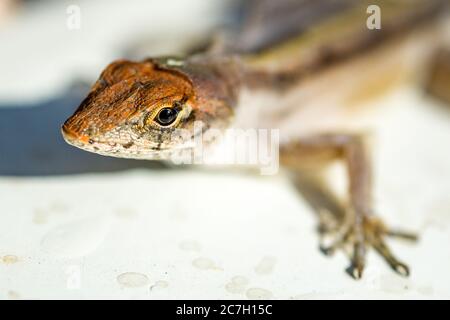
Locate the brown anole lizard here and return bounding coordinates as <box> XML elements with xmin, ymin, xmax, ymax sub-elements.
<box><xmin>62</xmin><ymin>0</ymin><xmax>449</xmax><ymax>279</ymax></box>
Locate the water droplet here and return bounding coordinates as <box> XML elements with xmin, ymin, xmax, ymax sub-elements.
<box><xmin>2</xmin><ymin>255</ymin><xmax>19</xmax><ymax>264</ymax></box>
<box><xmin>225</xmin><ymin>275</ymin><xmax>249</xmax><ymax>294</ymax></box>
<box><xmin>33</xmin><ymin>208</ymin><xmax>48</xmax><ymax>224</ymax></box>
<box><xmin>192</xmin><ymin>257</ymin><xmax>220</xmax><ymax>270</ymax></box>
<box><xmin>40</xmin><ymin>215</ymin><xmax>112</xmax><ymax>258</ymax></box>
<box><xmin>117</xmin><ymin>272</ymin><xmax>149</xmax><ymax>288</ymax></box>
<box><xmin>225</xmin><ymin>282</ymin><xmax>245</xmax><ymax>294</ymax></box>
<box><xmin>231</xmin><ymin>276</ymin><xmax>249</xmax><ymax>286</ymax></box>
<box><xmin>7</xmin><ymin>291</ymin><xmax>20</xmax><ymax>299</ymax></box>
<box><xmin>246</xmin><ymin>287</ymin><xmax>273</xmax><ymax>300</ymax></box>
<box><xmin>255</xmin><ymin>256</ymin><xmax>276</xmax><ymax>275</ymax></box>
<box><xmin>179</xmin><ymin>240</ymin><xmax>201</xmax><ymax>252</ymax></box>
<box><xmin>150</xmin><ymin>280</ymin><xmax>169</xmax><ymax>291</ymax></box>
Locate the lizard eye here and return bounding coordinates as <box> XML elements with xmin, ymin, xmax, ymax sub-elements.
<box><xmin>155</xmin><ymin>107</ymin><xmax>179</xmax><ymax>126</ymax></box>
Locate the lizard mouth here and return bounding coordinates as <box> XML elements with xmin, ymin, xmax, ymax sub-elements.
<box><xmin>61</xmin><ymin>124</ymin><xmax>175</xmax><ymax>160</ymax></box>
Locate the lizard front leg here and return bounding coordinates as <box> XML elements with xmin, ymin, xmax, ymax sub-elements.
<box><xmin>280</xmin><ymin>134</ymin><xmax>417</xmax><ymax>279</ymax></box>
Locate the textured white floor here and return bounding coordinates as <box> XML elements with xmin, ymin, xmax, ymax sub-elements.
<box><xmin>1</xmin><ymin>0</ymin><xmax>450</xmax><ymax>300</ymax></box>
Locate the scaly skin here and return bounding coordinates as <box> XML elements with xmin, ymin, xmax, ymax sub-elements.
<box><xmin>62</xmin><ymin>56</ymin><xmax>241</xmax><ymax>159</ymax></box>
<box><xmin>62</xmin><ymin>0</ymin><xmax>447</xmax><ymax>158</ymax></box>
<box><xmin>62</xmin><ymin>0</ymin><xmax>448</xmax><ymax>279</ymax></box>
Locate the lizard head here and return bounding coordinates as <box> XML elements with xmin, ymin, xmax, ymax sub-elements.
<box><xmin>62</xmin><ymin>58</ymin><xmax>236</xmax><ymax>160</ymax></box>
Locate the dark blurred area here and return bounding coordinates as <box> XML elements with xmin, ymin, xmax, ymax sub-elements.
<box><xmin>0</xmin><ymin>84</ymin><xmax>163</xmax><ymax>176</ymax></box>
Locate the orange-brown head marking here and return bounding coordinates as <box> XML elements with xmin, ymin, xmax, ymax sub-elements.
<box><xmin>62</xmin><ymin>57</ymin><xmax>238</xmax><ymax>160</ymax></box>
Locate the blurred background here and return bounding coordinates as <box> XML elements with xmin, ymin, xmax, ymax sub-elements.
<box><xmin>0</xmin><ymin>0</ymin><xmax>450</xmax><ymax>299</ymax></box>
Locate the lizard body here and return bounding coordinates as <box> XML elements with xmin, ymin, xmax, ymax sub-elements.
<box><xmin>62</xmin><ymin>0</ymin><xmax>449</xmax><ymax>278</ymax></box>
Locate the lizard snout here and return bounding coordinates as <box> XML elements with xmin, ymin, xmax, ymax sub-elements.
<box><xmin>61</xmin><ymin>122</ymin><xmax>90</xmax><ymax>146</ymax></box>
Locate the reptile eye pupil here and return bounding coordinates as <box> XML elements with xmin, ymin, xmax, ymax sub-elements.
<box><xmin>156</xmin><ymin>108</ymin><xmax>178</xmax><ymax>125</ymax></box>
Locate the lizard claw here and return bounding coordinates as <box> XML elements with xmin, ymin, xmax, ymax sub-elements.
<box><xmin>320</xmin><ymin>215</ymin><xmax>417</xmax><ymax>279</ymax></box>
<box><xmin>347</xmin><ymin>265</ymin><xmax>364</xmax><ymax>280</ymax></box>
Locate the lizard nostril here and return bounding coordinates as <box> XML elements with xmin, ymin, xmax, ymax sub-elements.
<box><xmin>61</xmin><ymin>124</ymin><xmax>75</xmax><ymax>140</ymax></box>
<box><xmin>61</xmin><ymin>124</ymin><xmax>90</xmax><ymax>145</ymax></box>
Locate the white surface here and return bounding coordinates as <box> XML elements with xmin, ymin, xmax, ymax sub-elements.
<box><xmin>1</xmin><ymin>0</ymin><xmax>450</xmax><ymax>300</ymax></box>
<box><xmin>1</xmin><ymin>89</ymin><xmax>450</xmax><ymax>299</ymax></box>
<box><xmin>0</xmin><ymin>0</ymin><xmax>229</xmax><ymax>103</ymax></box>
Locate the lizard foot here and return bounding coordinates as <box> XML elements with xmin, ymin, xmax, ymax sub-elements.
<box><xmin>319</xmin><ymin>212</ymin><xmax>417</xmax><ymax>279</ymax></box>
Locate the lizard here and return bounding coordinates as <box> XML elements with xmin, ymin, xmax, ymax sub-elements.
<box><xmin>61</xmin><ymin>0</ymin><xmax>450</xmax><ymax>279</ymax></box>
